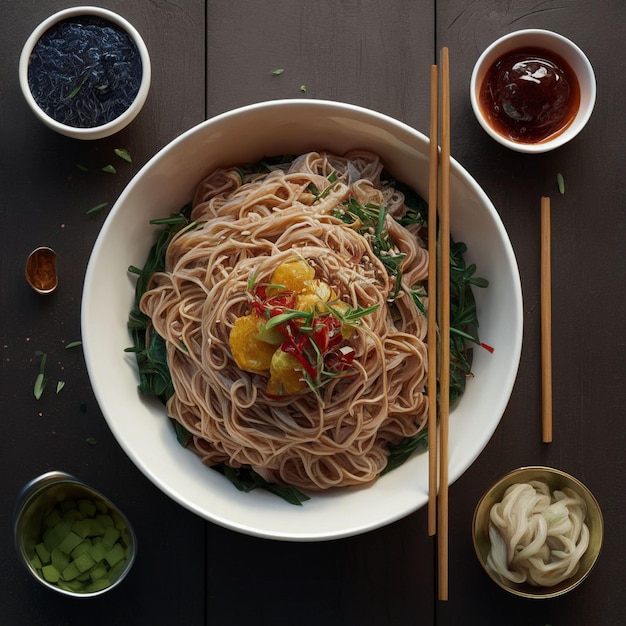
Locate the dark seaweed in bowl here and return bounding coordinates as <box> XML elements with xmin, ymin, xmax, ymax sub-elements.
<box><xmin>27</xmin><ymin>16</ymin><xmax>142</xmax><ymax>128</ymax></box>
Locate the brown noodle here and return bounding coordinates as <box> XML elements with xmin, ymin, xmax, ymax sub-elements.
<box><xmin>139</xmin><ymin>151</ymin><xmax>429</xmax><ymax>490</ymax></box>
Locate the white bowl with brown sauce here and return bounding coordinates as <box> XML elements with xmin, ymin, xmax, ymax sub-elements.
<box><xmin>470</xmin><ymin>29</ymin><xmax>596</xmax><ymax>153</ymax></box>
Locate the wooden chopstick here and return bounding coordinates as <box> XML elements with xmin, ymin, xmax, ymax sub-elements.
<box><xmin>427</xmin><ymin>64</ymin><xmax>439</xmax><ymax>538</ymax></box>
<box><xmin>437</xmin><ymin>46</ymin><xmax>451</xmax><ymax>602</ymax></box>
<box><xmin>541</xmin><ymin>196</ymin><xmax>553</xmax><ymax>443</ymax></box>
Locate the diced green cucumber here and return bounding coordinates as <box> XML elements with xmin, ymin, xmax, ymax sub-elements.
<box><xmin>29</xmin><ymin>553</ymin><xmax>43</xmax><ymax>570</ymax></box>
<box><xmin>89</xmin><ymin>563</ymin><xmax>108</xmax><ymax>582</ymax></box>
<box><xmin>72</xmin><ymin>519</ymin><xmax>92</xmax><ymax>539</ymax></box>
<box><xmin>61</xmin><ymin>561</ymin><xmax>80</xmax><ymax>581</ymax></box>
<box><xmin>78</xmin><ymin>499</ymin><xmax>97</xmax><ymax>517</ymax></box>
<box><xmin>86</xmin><ymin>578</ymin><xmax>111</xmax><ymax>593</ymax></box>
<box><xmin>73</xmin><ymin>552</ymin><xmax>96</xmax><ymax>574</ymax></box>
<box><xmin>70</xmin><ymin>540</ymin><xmax>92</xmax><ymax>559</ymax></box>
<box><xmin>88</xmin><ymin>542</ymin><xmax>107</xmax><ymax>563</ymax></box>
<box><xmin>35</xmin><ymin>542</ymin><xmax>50</xmax><ymax>564</ymax></box>
<box><xmin>51</xmin><ymin>547</ymin><xmax>70</xmax><ymax>571</ymax></box>
<box><xmin>58</xmin><ymin>531</ymin><xmax>82</xmax><ymax>555</ymax></box>
<box><xmin>60</xmin><ymin>499</ymin><xmax>77</xmax><ymax>512</ymax></box>
<box><xmin>104</xmin><ymin>543</ymin><xmax>125</xmax><ymax>567</ymax></box>
<box><xmin>102</xmin><ymin>526</ymin><xmax>120</xmax><ymax>549</ymax></box>
<box><xmin>43</xmin><ymin>520</ymin><xmax>72</xmax><ymax>552</ymax></box>
<box><xmin>96</xmin><ymin>514</ymin><xmax>114</xmax><ymax>528</ymax></box>
<box><xmin>41</xmin><ymin>564</ymin><xmax>60</xmax><ymax>583</ymax></box>
<box><xmin>31</xmin><ymin>495</ymin><xmax>131</xmax><ymax>593</ymax></box>
<box><xmin>44</xmin><ymin>509</ymin><xmax>62</xmax><ymax>528</ymax></box>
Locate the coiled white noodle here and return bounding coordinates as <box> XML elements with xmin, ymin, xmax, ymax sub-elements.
<box><xmin>487</xmin><ymin>480</ymin><xmax>589</xmax><ymax>586</ymax></box>
<box><xmin>140</xmin><ymin>151</ymin><xmax>429</xmax><ymax>491</ymax></box>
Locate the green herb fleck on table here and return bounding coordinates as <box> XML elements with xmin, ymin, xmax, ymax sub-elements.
<box><xmin>56</xmin><ymin>381</ymin><xmax>65</xmax><ymax>394</ymax></box>
<box><xmin>557</xmin><ymin>172</ymin><xmax>565</xmax><ymax>194</ymax></box>
<box><xmin>102</xmin><ymin>164</ymin><xmax>116</xmax><ymax>174</ymax></box>
<box><xmin>300</xmin><ymin>84</ymin><xmax>307</xmax><ymax>92</ymax></box>
<box><xmin>65</xmin><ymin>340</ymin><xmax>82</xmax><ymax>349</ymax></box>
<box><xmin>86</xmin><ymin>437</ymin><xmax>97</xmax><ymax>445</ymax></box>
<box><xmin>114</xmin><ymin>148</ymin><xmax>132</xmax><ymax>163</ymax></box>
<box><xmin>86</xmin><ymin>203</ymin><xmax>108</xmax><ymax>215</ymax></box>
<box><xmin>33</xmin><ymin>352</ymin><xmax>48</xmax><ymax>400</ymax></box>
<box><xmin>271</xmin><ymin>68</ymin><xmax>285</xmax><ymax>75</ymax></box>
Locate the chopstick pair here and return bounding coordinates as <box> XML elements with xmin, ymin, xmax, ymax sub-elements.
<box><xmin>427</xmin><ymin>47</ymin><xmax>450</xmax><ymax>602</ymax></box>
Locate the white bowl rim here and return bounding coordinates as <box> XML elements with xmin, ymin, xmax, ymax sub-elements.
<box><xmin>82</xmin><ymin>98</ymin><xmax>523</xmax><ymax>540</ymax></box>
<box><xmin>18</xmin><ymin>5</ymin><xmax>151</xmax><ymax>140</ymax></box>
<box><xmin>469</xmin><ymin>28</ymin><xmax>596</xmax><ymax>154</ymax></box>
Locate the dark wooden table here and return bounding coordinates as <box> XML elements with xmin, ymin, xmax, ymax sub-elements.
<box><xmin>2</xmin><ymin>1</ymin><xmax>624</xmax><ymax>624</ymax></box>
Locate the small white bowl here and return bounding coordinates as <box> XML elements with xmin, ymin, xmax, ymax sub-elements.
<box><xmin>470</xmin><ymin>29</ymin><xmax>596</xmax><ymax>153</ymax></box>
<box><xmin>19</xmin><ymin>6</ymin><xmax>151</xmax><ymax>140</ymax></box>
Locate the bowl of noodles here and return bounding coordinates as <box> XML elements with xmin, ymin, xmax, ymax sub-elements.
<box><xmin>82</xmin><ymin>99</ymin><xmax>523</xmax><ymax>540</ymax></box>
<box><xmin>472</xmin><ymin>466</ymin><xmax>603</xmax><ymax>598</ymax></box>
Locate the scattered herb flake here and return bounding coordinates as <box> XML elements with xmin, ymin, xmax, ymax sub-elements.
<box><xmin>56</xmin><ymin>381</ymin><xmax>65</xmax><ymax>394</ymax></box>
<box><xmin>114</xmin><ymin>148</ymin><xmax>132</xmax><ymax>163</ymax></box>
<box><xmin>76</xmin><ymin>163</ymin><xmax>89</xmax><ymax>172</ymax></box>
<box><xmin>86</xmin><ymin>202</ymin><xmax>108</xmax><ymax>215</ymax></box>
<box><xmin>101</xmin><ymin>164</ymin><xmax>116</xmax><ymax>174</ymax></box>
<box><xmin>300</xmin><ymin>84</ymin><xmax>307</xmax><ymax>92</ymax></box>
<box><xmin>557</xmin><ymin>172</ymin><xmax>565</xmax><ymax>195</ymax></box>
<box><xmin>67</xmin><ymin>73</ymin><xmax>90</xmax><ymax>99</ymax></box>
<box><xmin>65</xmin><ymin>340</ymin><xmax>83</xmax><ymax>349</ymax></box>
<box><xmin>86</xmin><ymin>437</ymin><xmax>97</xmax><ymax>445</ymax></box>
<box><xmin>271</xmin><ymin>68</ymin><xmax>285</xmax><ymax>76</ymax></box>
<box><xmin>34</xmin><ymin>352</ymin><xmax>48</xmax><ymax>400</ymax></box>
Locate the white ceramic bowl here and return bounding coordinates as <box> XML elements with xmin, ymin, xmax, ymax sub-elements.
<box><xmin>19</xmin><ymin>6</ymin><xmax>151</xmax><ymax>140</ymax></box>
<box><xmin>82</xmin><ymin>100</ymin><xmax>523</xmax><ymax>541</ymax></box>
<box><xmin>470</xmin><ymin>29</ymin><xmax>596</xmax><ymax>153</ymax></box>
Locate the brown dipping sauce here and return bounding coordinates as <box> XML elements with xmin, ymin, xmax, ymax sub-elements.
<box><xmin>479</xmin><ymin>47</ymin><xmax>580</xmax><ymax>144</ymax></box>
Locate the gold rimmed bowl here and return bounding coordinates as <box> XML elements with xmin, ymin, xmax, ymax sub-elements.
<box><xmin>473</xmin><ymin>466</ymin><xmax>603</xmax><ymax>598</ymax></box>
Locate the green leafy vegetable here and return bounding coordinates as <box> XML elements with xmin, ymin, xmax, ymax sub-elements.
<box><xmin>381</xmin><ymin>173</ymin><xmax>490</xmax><ymax>469</ymax></box>
<box><xmin>214</xmin><ymin>465</ymin><xmax>310</xmax><ymax>505</ymax></box>
<box><xmin>334</xmin><ymin>198</ymin><xmax>406</xmax><ymax>299</ymax></box>
<box><xmin>382</xmin><ymin>429</ymin><xmax>429</xmax><ymax>474</ymax></box>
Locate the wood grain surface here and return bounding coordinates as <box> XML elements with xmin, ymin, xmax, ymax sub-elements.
<box><xmin>1</xmin><ymin>1</ymin><xmax>623</xmax><ymax>624</ymax></box>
